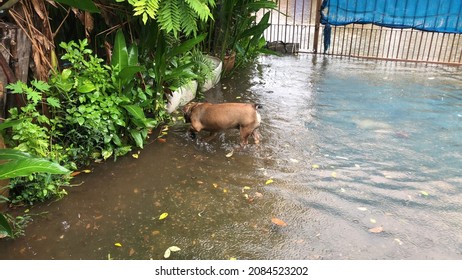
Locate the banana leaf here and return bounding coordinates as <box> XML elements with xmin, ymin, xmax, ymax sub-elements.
<box><xmin>0</xmin><ymin>149</ymin><xmax>69</xmax><ymax>180</ymax></box>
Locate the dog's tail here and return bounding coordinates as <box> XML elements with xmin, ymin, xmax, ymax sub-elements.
<box><xmin>254</xmin><ymin>103</ymin><xmax>263</xmax><ymax>110</ymax></box>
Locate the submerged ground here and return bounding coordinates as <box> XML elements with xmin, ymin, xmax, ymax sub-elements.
<box><xmin>1</xmin><ymin>54</ymin><xmax>461</xmax><ymax>259</ymax></box>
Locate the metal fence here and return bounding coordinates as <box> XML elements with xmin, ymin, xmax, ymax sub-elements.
<box><xmin>261</xmin><ymin>0</ymin><xmax>462</xmax><ymax>65</ymax></box>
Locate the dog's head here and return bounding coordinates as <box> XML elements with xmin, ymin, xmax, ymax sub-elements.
<box><xmin>182</xmin><ymin>102</ymin><xmax>201</xmax><ymax>123</ymax></box>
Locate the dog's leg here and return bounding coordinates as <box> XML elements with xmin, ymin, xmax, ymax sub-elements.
<box><xmin>251</xmin><ymin>128</ymin><xmax>261</xmax><ymax>144</ymax></box>
<box><xmin>203</xmin><ymin>132</ymin><xmax>218</xmax><ymax>142</ymax></box>
<box><xmin>188</xmin><ymin>127</ymin><xmax>197</xmax><ymax>139</ymax></box>
<box><xmin>239</xmin><ymin>127</ymin><xmax>252</xmax><ymax>147</ymax></box>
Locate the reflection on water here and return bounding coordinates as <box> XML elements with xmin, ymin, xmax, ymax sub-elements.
<box><xmin>1</xmin><ymin>54</ymin><xmax>461</xmax><ymax>259</ymax></box>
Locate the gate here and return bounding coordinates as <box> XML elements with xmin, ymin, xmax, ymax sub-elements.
<box><xmin>262</xmin><ymin>0</ymin><xmax>462</xmax><ymax>65</ymax></box>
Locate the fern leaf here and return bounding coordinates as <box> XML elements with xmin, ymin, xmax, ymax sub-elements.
<box><xmin>158</xmin><ymin>0</ymin><xmax>182</xmax><ymax>37</ymax></box>
<box><xmin>180</xmin><ymin>1</ymin><xmax>198</xmax><ymax>37</ymax></box>
<box><xmin>185</xmin><ymin>0</ymin><xmax>212</xmax><ymax>22</ymax></box>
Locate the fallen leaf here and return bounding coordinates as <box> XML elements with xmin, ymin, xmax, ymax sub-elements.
<box><xmin>331</xmin><ymin>172</ymin><xmax>337</xmax><ymax>178</ymax></box>
<box><xmin>271</xmin><ymin>217</ymin><xmax>288</xmax><ymax>227</ymax></box>
<box><xmin>164</xmin><ymin>246</ymin><xmax>181</xmax><ymax>259</ymax></box>
<box><xmin>265</xmin><ymin>179</ymin><xmax>274</xmax><ymax>185</ymax></box>
<box><xmin>394</xmin><ymin>238</ymin><xmax>403</xmax><ymax>245</ymax></box>
<box><xmin>370</xmin><ymin>218</ymin><xmax>377</xmax><ymax>224</ymax></box>
<box><xmin>368</xmin><ymin>226</ymin><xmax>383</xmax><ymax>233</ymax></box>
<box><xmin>82</xmin><ymin>169</ymin><xmax>91</xmax><ymax>173</ymax></box>
<box><xmin>225</xmin><ymin>150</ymin><xmax>234</xmax><ymax>158</ymax></box>
<box><xmin>129</xmin><ymin>248</ymin><xmax>135</xmax><ymax>256</ymax></box>
<box><xmin>70</xmin><ymin>171</ymin><xmax>81</xmax><ymax>177</ymax></box>
<box><xmin>212</xmin><ymin>183</ymin><xmax>219</xmax><ymax>188</ymax></box>
<box><xmin>132</xmin><ymin>153</ymin><xmax>139</xmax><ymax>159</ymax></box>
<box><xmin>164</xmin><ymin>248</ymin><xmax>171</xmax><ymax>259</ymax></box>
<box><xmin>114</xmin><ymin>242</ymin><xmax>122</xmax><ymax>247</ymax></box>
<box><xmin>289</xmin><ymin>158</ymin><xmax>299</xmax><ymax>163</ymax></box>
<box><xmin>157</xmin><ymin>138</ymin><xmax>167</xmax><ymax>143</ymax></box>
<box><xmin>311</xmin><ymin>164</ymin><xmax>320</xmax><ymax>169</ymax></box>
<box><xmin>357</xmin><ymin>207</ymin><xmax>368</xmax><ymax>211</ymax></box>
<box><xmin>230</xmin><ymin>257</ymin><xmax>237</xmax><ymax>260</ymax></box>
<box><xmin>242</xmin><ymin>186</ymin><xmax>251</xmax><ymax>192</ymax></box>
<box><xmin>169</xmin><ymin>246</ymin><xmax>181</xmax><ymax>252</ymax></box>
<box><xmin>159</xmin><ymin>212</ymin><xmax>169</xmax><ymax>220</ymax></box>
<box><xmin>420</xmin><ymin>191</ymin><xmax>429</xmax><ymax>196</ymax></box>
<box><xmin>223</xmin><ymin>189</ymin><xmax>228</xmax><ymax>193</ymax></box>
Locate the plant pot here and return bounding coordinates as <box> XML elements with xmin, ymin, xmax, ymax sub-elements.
<box><xmin>166</xmin><ymin>80</ymin><xmax>198</xmax><ymax>113</ymax></box>
<box><xmin>223</xmin><ymin>51</ymin><xmax>236</xmax><ymax>73</ymax></box>
<box><xmin>199</xmin><ymin>55</ymin><xmax>222</xmax><ymax>92</ymax></box>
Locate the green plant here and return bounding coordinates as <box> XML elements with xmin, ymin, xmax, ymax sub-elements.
<box><xmin>0</xmin><ymin>148</ymin><xmax>69</xmax><ymax>238</ymax></box>
<box><xmin>3</xmin><ymin>81</ymin><xmax>72</xmax><ymax>204</ymax></box>
<box><xmin>49</xmin><ymin>38</ymin><xmax>155</xmax><ymax>162</ymax></box>
<box><xmin>144</xmin><ymin>30</ymin><xmax>208</xmax><ymax>96</ymax></box>
<box><xmin>209</xmin><ymin>0</ymin><xmax>277</xmax><ymax>68</ymax></box>
<box><xmin>117</xmin><ymin>0</ymin><xmax>215</xmax><ymax>37</ymax></box>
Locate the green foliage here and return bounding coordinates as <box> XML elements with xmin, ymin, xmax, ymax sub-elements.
<box><xmin>209</xmin><ymin>0</ymin><xmax>277</xmax><ymax>68</ymax></box>
<box><xmin>0</xmin><ymin>213</ymin><xmax>13</xmax><ymax>238</ymax></box>
<box><xmin>0</xmin><ymin>149</ymin><xmax>69</xmax><ymax>180</ymax></box>
<box><xmin>3</xmin><ymin>37</ymin><xmax>162</xmax><ymax>205</ymax></box>
<box><xmin>119</xmin><ymin>0</ymin><xmax>215</xmax><ymax>37</ymax></box>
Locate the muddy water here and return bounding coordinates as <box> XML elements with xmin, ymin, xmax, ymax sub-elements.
<box><xmin>1</xmin><ymin>54</ymin><xmax>462</xmax><ymax>260</ymax></box>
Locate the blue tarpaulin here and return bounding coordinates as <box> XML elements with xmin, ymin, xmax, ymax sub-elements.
<box><xmin>321</xmin><ymin>0</ymin><xmax>462</xmax><ymax>34</ymax></box>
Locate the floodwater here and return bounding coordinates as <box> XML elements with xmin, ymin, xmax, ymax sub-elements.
<box><xmin>1</xmin><ymin>54</ymin><xmax>461</xmax><ymax>260</ymax></box>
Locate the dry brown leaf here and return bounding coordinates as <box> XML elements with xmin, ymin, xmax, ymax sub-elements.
<box><xmin>368</xmin><ymin>226</ymin><xmax>383</xmax><ymax>233</ymax></box>
<box><xmin>129</xmin><ymin>248</ymin><xmax>135</xmax><ymax>256</ymax></box>
<box><xmin>271</xmin><ymin>217</ymin><xmax>288</xmax><ymax>227</ymax></box>
<box><xmin>31</xmin><ymin>0</ymin><xmax>46</xmax><ymax>20</ymax></box>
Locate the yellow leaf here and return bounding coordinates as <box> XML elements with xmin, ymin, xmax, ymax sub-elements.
<box><xmin>311</xmin><ymin>164</ymin><xmax>320</xmax><ymax>169</ymax></box>
<box><xmin>163</xmin><ymin>248</ymin><xmax>171</xmax><ymax>259</ymax></box>
<box><xmin>420</xmin><ymin>191</ymin><xmax>429</xmax><ymax>196</ymax></box>
<box><xmin>230</xmin><ymin>257</ymin><xmax>237</xmax><ymax>260</ymax></box>
<box><xmin>331</xmin><ymin>172</ymin><xmax>337</xmax><ymax>178</ymax></box>
<box><xmin>169</xmin><ymin>246</ymin><xmax>181</xmax><ymax>252</ymax></box>
<box><xmin>83</xmin><ymin>169</ymin><xmax>91</xmax><ymax>173</ymax></box>
<box><xmin>265</xmin><ymin>179</ymin><xmax>274</xmax><ymax>185</ymax></box>
<box><xmin>132</xmin><ymin>154</ymin><xmax>139</xmax><ymax>159</ymax></box>
<box><xmin>223</xmin><ymin>189</ymin><xmax>228</xmax><ymax>193</ymax></box>
<box><xmin>242</xmin><ymin>186</ymin><xmax>251</xmax><ymax>192</ymax></box>
<box><xmin>159</xmin><ymin>212</ymin><xmax>169</xmax><ymax>220</ymax></box>
<box><xmin>213</xmin><ymin>183</ymin><xmax>219</xmax><ymax>188</ymax></box>
<box><xmin>114</xmin><ymin>243</ymin><xmax>122</xmax><ymax>247</ymax></box>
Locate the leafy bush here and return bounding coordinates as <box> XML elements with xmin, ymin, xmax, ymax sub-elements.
<box><xmin>3</xmin><ymin>38</ymin><xmax>162</xmax><ymax>205</ymax></box>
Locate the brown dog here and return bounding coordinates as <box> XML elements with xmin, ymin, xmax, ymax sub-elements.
<box><xmin>182</xmin><ymin>102</ymin><xmax>262</xmax><ymax>146</ymax></box>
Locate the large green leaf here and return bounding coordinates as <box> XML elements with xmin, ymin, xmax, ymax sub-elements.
<box><xmin>167</xmin><ymin>33</ymin><xmax>207</xmax><ymax>59</ymax></box>
<box><xmin>119</xmin><ymin>66</ymin><xmax>145</xmax><ymax>84</ymax></box>
<box><xmin>112</xmin><ymin>29</ymin><xmax>128</xmax><ymax>69</ymax></box>
<box><xmin>128</xmin><ymin>44</ymin><xmax>139</xmax><ymax>66</ymax></box>
<box><xmin>53</xmin><ymin>0</ymin><xmax>99</xmax><ymax>13</ymax></box>
<box><xmin>122</xmin><ymin>105</ymin><xmax>145</xmax><ymax>121</ymax></box>
<box><xmin>0</xmin><ymin>149</ymin><xmax>69</xmax><ymax>180</ymax></box>
<box><xmin>0</xmin><ymin>120</ymin><xmax>21</xmax><ymax>131</ymax></box>
<box><xmin>0</xmin><ymin>213</ymin><xmax>13</xmax><ymax>238</ymax></box>
<box><xmin>129</xmin><ymin>129</ymin><xmax>144</xmax><ymax>149</ymax></box>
